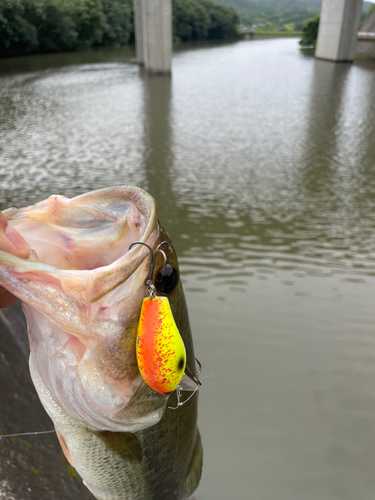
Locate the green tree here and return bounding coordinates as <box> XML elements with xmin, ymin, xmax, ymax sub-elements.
<box><xmin>67</xmin><ymin>0</ymin><xmax>105</xmax><ymax>49</ymax></box>
<box><xmin>102</xmin><ymin>0</ymin><xmax>133</xmax><ymax>46</ymax></box>
<box><xmin>172</xmin><ymin>0</ymin><xmax>210</xmax><ymax>41</ymax></box>
<box><xmin>299</xmin><ymin>15</ymin><xmax>319</xmax><ymax>47</ymax></box>
<box><xmin>25</xmin><ymin>0</ymin><xmax>78</xmax><ymax>52</ymax></box>
<box><xmin>199</xmin><ymin>0</ymin><xmax>239</xmax><ymax>39</ymax></box>
<box><xmin>0</xmin><ymin>0</ymin><xmax>38</xmax><ymax>55</ymax></box>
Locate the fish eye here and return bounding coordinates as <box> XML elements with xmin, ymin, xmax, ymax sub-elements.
<box><xmin>155</xmin><ymin>264</ymin><xmax>179</xmax><ymax>294</ymax></box>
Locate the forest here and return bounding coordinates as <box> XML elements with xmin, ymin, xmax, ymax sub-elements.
<box><xmin>213</xmin><ymin>0</ymin><xmax>373</xmax><ymax>32</ymax></box>
<box><xmin>0</xmin><ymin>0</ymin><xmax>239</xmax><ymax>57</ymax></box>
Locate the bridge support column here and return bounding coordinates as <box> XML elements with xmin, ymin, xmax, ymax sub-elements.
<box><xmin>133</xmin><ymin>0</ymin><xmax>145</xmax><ymax>65</ymax></box>
<box><xmin>315</xmin><ymin>0</ymin><xmax>363</xmax><ymax>62</ymax></box>
<box><xmin>133</xmin><ymin>0</ymin><xmax>172</xmax><ymax>74</ymax></box>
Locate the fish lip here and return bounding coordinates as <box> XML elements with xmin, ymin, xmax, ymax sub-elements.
<box><xmin>0</xmin><ymin>185</ymin><xmax>160</xmax><ymax>304</ymax></box>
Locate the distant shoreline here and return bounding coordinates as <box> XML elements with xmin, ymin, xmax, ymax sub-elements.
<box><xmin>253</xmin><ymin>33</ymin><xmax>302</xmax><ymax>38</ymax></box>
<box><xmin>241</xmin><ymin>32</ymin><xmax>302</xmax><ymax>41</ymax></box>
<box><xmin>0</xmin><ymin>35</ymin><xmax>305</xmax><ymax>61</ymax></box>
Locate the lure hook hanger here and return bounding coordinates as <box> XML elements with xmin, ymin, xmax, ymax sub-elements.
<box><xmin>129</xmin><ymin>240</ymin><xmax>169</xmax><ymax>298</ymax></box>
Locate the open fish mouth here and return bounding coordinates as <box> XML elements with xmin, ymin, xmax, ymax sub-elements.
<box><xmin>0</xmin><ymin>186</ymin><xmax>175</xmax><ymax>432</ymax></box>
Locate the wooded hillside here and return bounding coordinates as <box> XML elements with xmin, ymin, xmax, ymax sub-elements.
<box><xmin>212</xmin><ymin>0</ymin><xmax>373</xmax><ymax>31</ymax></box>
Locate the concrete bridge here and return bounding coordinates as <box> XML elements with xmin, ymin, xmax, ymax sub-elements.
<box><xmin>356</xmin><ymin>6</ymin><xmax>375</xmax><ymax>59</ymax></box>
<box><xmin>133</xmin><ymin>0</ymin><xmax>172</xmax><ymax>74</ymax></box>
<box><xmin>315</xmin><ymin>0</ymin><xmax>375</xmax><ymax>62</ymax></box>
<box><xmin>134</xmin><ymin>0</ymin><xmax>375</xmax><ymax>74</ymax></box>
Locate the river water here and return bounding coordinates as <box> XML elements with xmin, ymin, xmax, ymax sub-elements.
<box><xmin>1</xmin><ymin>38</ymin><xmax>375</xmax><ymax>500</ymax></box>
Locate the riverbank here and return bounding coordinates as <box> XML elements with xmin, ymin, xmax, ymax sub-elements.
<box><xmin>252</xmin><ymin>31</ymin><xmax>302</xmax><ymax>36</ymax></box>
<box><xmin>0</xmin><ymin>0</ymin><xmax>239</xmax><ymax>59</ymax></box>
<box><xmin>241</xmin><ymin>32</ymin><xmax>302</xmax><ymax>41</ymax></box>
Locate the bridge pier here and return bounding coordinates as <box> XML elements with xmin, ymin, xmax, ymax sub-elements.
<box><xmin>133</xmin><ymin>0</ymin><xmax>145</xmax><ymax>65</ymax></box>
<box><xmin>315</xmin><ymin>0</ymin><xmax>363</xmax><ymax>62</ymax></box>
<box><xmin>133</xmin><ymin>0</ymin><xmax>172</xmax><ymax>74</ymax></box>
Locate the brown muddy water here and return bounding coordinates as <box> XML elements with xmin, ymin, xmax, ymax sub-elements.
<box><xmin>1</xmin><ymin>38</ymin><xmax>375</xmax><ymax>499</ymax></box>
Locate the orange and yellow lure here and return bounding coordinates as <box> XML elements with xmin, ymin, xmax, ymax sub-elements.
<box><xmin>136</xmin><ymin>296</ymin><xmax>186</xmax><ymax>395</ymax></box>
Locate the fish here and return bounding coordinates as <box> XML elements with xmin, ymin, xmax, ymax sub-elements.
<box><xmin>0</xmin><ymin>186</ymin><xmax>202</xmax><ymax>500</ymax></box>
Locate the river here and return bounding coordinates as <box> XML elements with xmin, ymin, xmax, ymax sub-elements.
<box><xmin>1</xmin><ymin>38</ymin><xmax>375</xmax><ymax>500</ymax></box>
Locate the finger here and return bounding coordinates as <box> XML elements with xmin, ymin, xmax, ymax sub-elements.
<box><xmin>0</xmin><ymin>211</ymin><xmax>31</xmax><ymax>307</ymax></box>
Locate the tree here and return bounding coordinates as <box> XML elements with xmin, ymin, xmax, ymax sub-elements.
<box><xmin>101</xmin><ymin>0</ymin><xmax>133</xmax><ymax>46</ymax></box>
<box><xmin>25</xmin><ymin>0</ymin><xmax>78</xmax><ymax>52</ymax></box>
<box><xmin>299</xmin><ymin>15</ymin><xmax>319</xmax><ymax>47</ymax></box>
<box><xmin>0</xmin><ymin>0</ymin><xmax>38</xmax><ymax>55</ymax></box>
<box><xmin>172</xmin><ymin>0</ymin><xmax>210</xmax><ymax>41</ymax></box>
<box><xmin>67</xmin><ymin>0</ymin><xmax>106</xmax><ymax>49</ymax></box>
<box><xmin>198</xmin><ymin>0</ymin><xmax>239</xmax><ymax>40</ymax></box>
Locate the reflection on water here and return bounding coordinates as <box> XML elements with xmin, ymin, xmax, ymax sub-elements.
<box><xmin>2</xmin><ymin>39</ymin><xmax>375</xmax><ymax>500</ymax></box>
<box><xmin>141</xmin><ymin>71</ymin><xmax>176</xmax><ymax>219</ymax></box>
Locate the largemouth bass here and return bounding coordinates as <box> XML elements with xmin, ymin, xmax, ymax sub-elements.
<box><xmin>0</xmin><ymin>186</ymin><xmax>202</xmax><ymax>500</ymax></box>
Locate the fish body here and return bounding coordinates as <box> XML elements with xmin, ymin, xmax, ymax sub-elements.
<box><xmin>0</xmin><ymin>186</ymin><xmax>202</xmax><ymax>500</ymax></box>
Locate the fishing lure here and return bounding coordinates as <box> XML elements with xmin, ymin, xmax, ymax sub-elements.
<box><xmin>137</xmin><ymin>295</ymin><xmax>186</xmax><ymax>394</ymax></box>
<box><xmin>130</xmin><ymin>241</ymin><xmax>201</xmax><ymax>403</ymax></box>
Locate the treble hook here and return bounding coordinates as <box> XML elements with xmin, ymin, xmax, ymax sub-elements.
<box><xmin>168</xmin><ymin>358</ymin><xmax>203</xmax><ymax>410</ymax></box>
<box><xmin>185</xmin><ymin>357</ymin><xmax>202</xmax><ymax>386</ymax></box>
<box><xmin>129</xmin><ymin>241</ymin><xmax>170</xmax><ymax>298</ymax></box>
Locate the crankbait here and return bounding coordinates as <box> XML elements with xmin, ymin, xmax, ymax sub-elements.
<box><xmin>136</xmin><ymin>295</ymin><xmax>186</xmax><ymax>394</ymax></box>
<box><xmin>130</xmin><ymin>241</ymin><xmax>201</xmax><ymax>401</ymax></box>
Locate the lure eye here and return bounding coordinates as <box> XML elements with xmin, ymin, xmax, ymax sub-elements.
<box><xmin>155</xmin><ymin>264</ymin><xmax>179</xmax><ymax>294</ymax></box>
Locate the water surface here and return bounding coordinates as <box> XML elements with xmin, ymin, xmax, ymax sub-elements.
<box><xmin>1</xmin><ymin>38</ymin><xmax>375</xmax><ymax>500</ymax></box>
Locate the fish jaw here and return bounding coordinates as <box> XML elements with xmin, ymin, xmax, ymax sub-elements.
<box><xmin>0</xmin><ymin>186</ymin><xmax>175</xmax><ymax>432</ymax></box>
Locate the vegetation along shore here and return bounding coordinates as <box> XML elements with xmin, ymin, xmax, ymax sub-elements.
<box><xmin>0</xmin><ymin>0</ymin><xmax>239</xmax><ymax>58</ymax></box>
<box><xmin>2</xmin><ymin>0</ymin><xmax>373</xmax><ymax>59</ymax></box>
